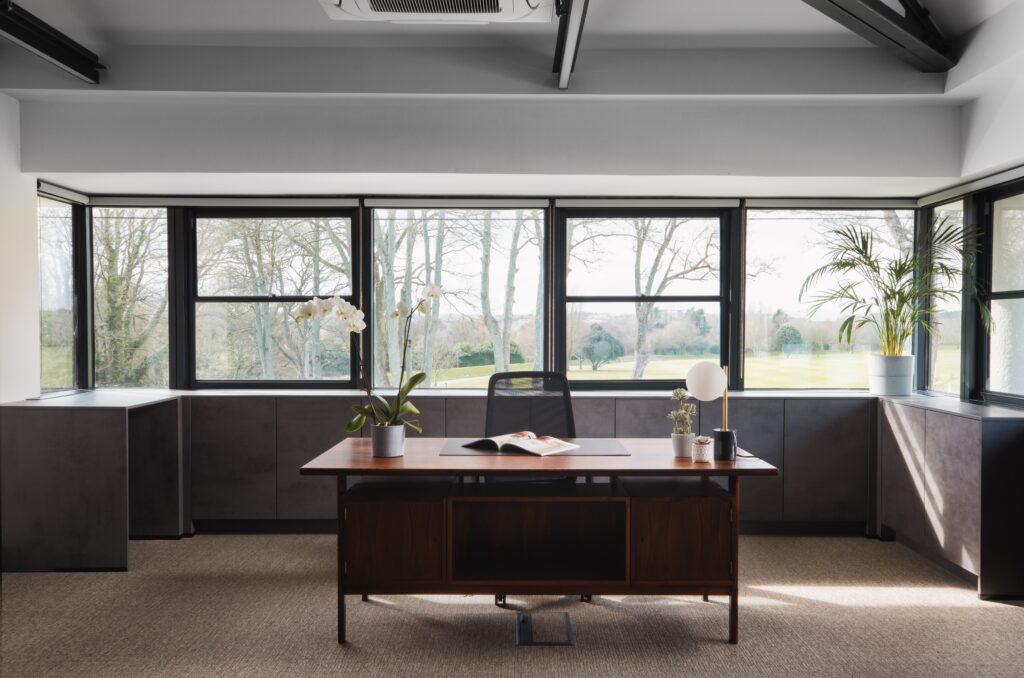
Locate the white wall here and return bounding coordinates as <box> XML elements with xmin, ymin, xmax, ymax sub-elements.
<box><xmin>961</xmin><ymin>73</ymin><xmax>1024</xmax><ymax>178</ymax></box>
<box><xmin>0</xmin><ymin>93</ymin><xmax>40</xmax><ymax>403</ymax></box>
<box><xmin>18</xmin><ymin>96</ymin><xmax>962</xmax><ymax>180</ymax></box>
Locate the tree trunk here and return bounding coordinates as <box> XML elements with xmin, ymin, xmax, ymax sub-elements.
<box><xmin>480</xmin><ymin>213</ymin><xmax>506</xmax><ymax>372</ymax></box>
<box><xmin>500</xmin><ymin>213</ymin><xmax>524</xmax><ymax>368</ymax></box>
<box><xmin>633</xmin><ymin>301</ymin><xmax>654</xmax><ymax>379</ymax></box>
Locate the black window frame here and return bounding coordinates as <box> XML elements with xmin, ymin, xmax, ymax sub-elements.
<box><xmin>186</xmin><ymin>206</ymin><xmax>362</xmax><ymax>390</ymax></box>
<box><xmin>974</xmin><ymin>179</ymin><xmax>1024</xmax><ymax>408</ymax></box>
<box><xmin>553</xmin><ymin>206</ymin><xmax>738</xmax><ymax>391</ymax></box>
<box><xmin>36</xmin><ymin>190</ymin><xmax>93</xmax><ymax>395</ymax></box>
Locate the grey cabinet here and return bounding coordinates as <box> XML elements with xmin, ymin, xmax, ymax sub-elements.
<box><xmin>1</xmin><ymin>407</ymin><xmax>129</xmax><ymax>571</ymax></box>
<box><xmin>444</xmin><ymin>397</ymin><xmax>487</xmax><ymax>437</ymax></box>
<box><xmin>879</xmin><ymin>402</ymin><xmax>981</xmax><ymax>575</ymax></box>
<box><xmin>191</xmin><ymin>397</ymin><xmax>277</xmax><ymax>519</ymax></box>
<box><xmin>615</xmin><ymin>398</ymin><xmax>675</xmax><ymax>438</ymax></box>
<box><xmin>276</xmin><ymin>397</ymin><xmax>361</xmax><ymax>519</ymax></box>
<box><xmin>784</xmin><ymin>399</ymin><xmax>871</xmax><ymax>523</ymax></box>
<box><xmin>129</xmin><ymin>399</ymin><xmax>185</xmax><ymax>537</ymax></box>
<box><xmin>573</xmin><ymin>398</ymin><xmax>617</xmax><ymax>437</ymax></box>
<box><xmin>700</xmin><ymin>398</ymin><xmax>784</xmax><ymax>521</ymax></box>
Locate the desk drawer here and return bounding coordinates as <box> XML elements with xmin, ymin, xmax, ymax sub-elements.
<box><xmin>344</xmin><ymin>498</ymin><xmax>445</xmax><ymax>587</ymax></box>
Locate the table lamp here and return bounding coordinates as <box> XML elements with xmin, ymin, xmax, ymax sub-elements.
<box><xmin>685</xmin><ymin>361</ymin><xmax>737</xmax><ymax>461</ymax></box>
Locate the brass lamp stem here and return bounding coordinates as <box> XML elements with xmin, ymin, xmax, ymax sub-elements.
<box><xmin>722</xmin><ymin>366</ymin><xmax>729</xmax><ymax>431</ymax></box>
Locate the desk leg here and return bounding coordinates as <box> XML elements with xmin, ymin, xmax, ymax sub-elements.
<box><xmin>337</xmin><ymin>474</ymin><xmax>347</xmax><ymax>644</ymax></box>
<box><xmin>728</xmin><ymin>476</ymin><xmax>740</xmax><ymax>645</ymax></box>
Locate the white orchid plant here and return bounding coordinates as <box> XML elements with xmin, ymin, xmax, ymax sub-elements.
<box><xmin>294</xmin><ymin>283</ymin><xmax>442</xmax><ymax>435</ymax></box>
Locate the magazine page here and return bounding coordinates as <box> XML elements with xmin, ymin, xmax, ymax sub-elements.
<box><xmin>463</xmin><ymin>431</ymin><xmax>535</xmax><ymax>450</ymax></box>
<box><xmin>502</xmin><ymin>436</ymin><xmax>580</xmax><ymax>456</ymax></box>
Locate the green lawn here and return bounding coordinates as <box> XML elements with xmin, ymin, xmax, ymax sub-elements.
<box><xmin>40</xmin><ymin>345</ymin><xmax>74</xmax><ymax>391</ymax></box>
<box><xmin>428</xmin><ymin>347</ymin><xmax>961</xmax><ymax>390</ymax></box>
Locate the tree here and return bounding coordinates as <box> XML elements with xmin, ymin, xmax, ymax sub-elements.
<box><xmin>774</xmin><ymin>324</ymin><xmax>803</xmax><ymax>353</ymax></box>
<box><xmin>582</xmin><ymin>324</ymin><xmax>625</xmax><ymax>371</ymax></box>
<box><xmin>569</xmin><ymin>217</ymin><xmax>718</xmax><ymax>379</ymax></box>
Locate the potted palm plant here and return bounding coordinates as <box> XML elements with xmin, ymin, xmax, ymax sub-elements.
<box><xmin>667</xmin><ymin>388</ymin><xmax>697</xmax><ymax>458</ymax></box>
<box><xmin>295</xmin><ymin>283</ymin><xmax>442</xmax><ymax>456</ymax></box>
<box><xmin>800</xmin><ymin>217</ymin><xmax>986</xmax><ymax>396</ymax></box>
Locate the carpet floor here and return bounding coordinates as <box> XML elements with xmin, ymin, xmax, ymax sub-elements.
<box><xmin>2</xmin><ymin>535</ymin><xmax>1023</xmax><ymax>678</ymax></box>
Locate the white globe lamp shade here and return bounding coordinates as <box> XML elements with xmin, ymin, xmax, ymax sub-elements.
<box><xmin>685</xmin><ymin>361</ymin><xmax>727</xmax><ymax>402</ymax></box>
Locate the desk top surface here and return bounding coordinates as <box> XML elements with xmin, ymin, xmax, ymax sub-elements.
<box><xmin>301</xmin><ymin>437</ymin><xmax>778</xmax><ymax>477</ymax></box>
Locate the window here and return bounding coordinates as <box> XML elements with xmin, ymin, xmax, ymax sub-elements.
<box><xmin>92</xmin><ymin>208</ymin><xmax>170</xmax><ymax>387</ymax></box>
<box><xmin>926</xmin><ymin>201</ymin><xmax>964</xmax><ymax>394</ymax></box>
<box><xmin>989</xmin><ymin>193</ymin><xmax>1024</xmax><ymax>396</ymax></box>
<box><xmin>371</xmin><ymin>208</ymin><xmax>545</xmax><ymax>388</ymax></box>
<box><xmin>744</xmin><ymin>209</ymin><xmax>914</xmax><ymax>389</ymax></box>
<box><xmin>192</xmin><ymin>211</ymin><xmax>357</xmax><ymax>383</ymax></box>
<box><xmin>561</xmin><ymin>211</ymin><xmax>724</xmax><ymax>383</ymax></box>
<box><xmin>38</xmin><ymin>196</ymin><xmax>75</xmax><ymax>391</ymax></box>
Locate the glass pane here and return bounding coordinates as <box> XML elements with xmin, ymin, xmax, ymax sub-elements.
<box><xmin>372</xmin><ymin>209</ymin><xmax>544</xmax><ymax>389</ymax></box>
<box><xmin>195</xmin><ymin>302</ymin><xmax>351</xmax><ymax>381</ymax></box>
<box><xmin>992</xmin><ymin>194</ymin><xmax>1024</xmax><ymax>293</ymax></box>
<box><xmin>566</xmin><ymin>302</ymin><xmax>720</xmax><ymax>381</ymax></box>
<box><xmin>567</xmin><ymin>216</ymin><xmax>720</xmax><ymax>296</ymax></box>
<box><xmin>744</xmin><ymin>209</ymin><xmax>914</xmax><ymax>388</ymax></box>
<box><xmin>93</xmin><ymin>208</ymin><xmax>169</xmax><ymax>387</ymax></box>
<box><xmin>38</xmin><ymin>197</ymin><xmax>75</xmax><ymax>391</ymax></box>
<box><xmin>990</xmin><ymin>298</ymin><xmax>1024</xmax><ymax>395</ymax></box>
<box><xmin>196</xmin><ymin>216</ymin><xmax>352</xmax><ymax>297</ymax></box>
<box><xmin>928</xmin><ymin>201</ymin><xmax>963</xmax><ymax>394</ymax></box>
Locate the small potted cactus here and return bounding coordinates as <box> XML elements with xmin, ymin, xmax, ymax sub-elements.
<box><xmin>667</xmin><ymin>388</ymin><xmax>697</xmax><ymax>458</ymax></box>
<box><xmin>692</xmin><ymin>435</ymin><xmax>714</xmax><ymax>463</ymax></box>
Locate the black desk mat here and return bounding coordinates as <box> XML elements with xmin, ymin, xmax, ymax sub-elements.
<box><xmin>439</xmin><ymin>438</ymin><xmax>630</xmax><ymax>456</ymax></box>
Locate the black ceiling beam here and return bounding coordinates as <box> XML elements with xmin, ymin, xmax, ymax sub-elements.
<box><xmin>801</xmin><ymin>0</ymin><xmax>955</xmax><ymax>72</ymax></box>
<box><xmin>552</xmin><ymin>0</ymin><xmax>589</xmax><ymax>90</ymax></box>
<box><xmin>0</xmin><ymin>1</ymin><xmax>104</xmax><ymax>83</ymax></box>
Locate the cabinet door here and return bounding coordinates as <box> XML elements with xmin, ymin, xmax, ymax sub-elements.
<box><xmin>784</xmin><ymin>399</ymin><xmax>871</xmax><ymax>523</ymax></box>
<box><xmin>344</xmin><ymin>499</ymin><xmax>445</xmax><ymax>589</ymax></box>
<box><xmin>631</xmin><ymin>498</ymin><xmax>732</xmax><ymax>583</ymax></box>
<box><xmin>191</xmin><ymin>397</ymin><xmax>277</xmax><ymax>519</ymax></box>
<box><xmin>276</xmin><ymin>397</ymin><xmax>361</xmax><ymax>519</ymax></box>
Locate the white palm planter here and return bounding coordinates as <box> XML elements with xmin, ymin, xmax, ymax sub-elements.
<box><xmin>671</xmin><ymin>432</ymin><xmax>695</xmax><ymax>459</ymax></box>
<box><xmin>867</xmin><ymin>355</ymin><xmax>914</xmax><ymax>396</ymax></box>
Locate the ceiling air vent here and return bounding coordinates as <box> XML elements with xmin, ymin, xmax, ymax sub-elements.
<box><xmin>319</xmin><ymin>0</ymin><xmax>554</xmax><ymax>23</ymax></box>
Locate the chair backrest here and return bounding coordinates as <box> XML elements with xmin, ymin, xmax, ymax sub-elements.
<box><xmin>485</xmin><ymin>371</ymin><xmax>576</xmax><ymax>438</ymax></box>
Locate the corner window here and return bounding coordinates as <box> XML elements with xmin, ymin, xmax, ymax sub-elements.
<box><xmin>926</xmin><ymin>201</ymin><xmax>964</xmax><ymax>394</ymax></box>
<box><xmin>744</xmin><ymin>209</ymin><xmax>914</xmax><ymax>388</ymax></box>
<box><xmin>561</xmin><ymin>210</ymin><xmax>724</xmax><ymax>383</ymax></box>
<box><xmin>192</xmin><ymin>210</ymin><xmax>357</xmax><ymax>384</ymax></box>
<box><xmin>38</xmin><ymin>196</ymin><xmax>75</xmax><ymax>392</ymax></box>
<box><xmin>92</xmin><ymin>208</ymin><xmax>170</xmax><ymax>387</ymax></box>
<box><xmin>989</xmin><ymin>194</ymin><xmax>1024</xmax><ymax>396</ymax></box>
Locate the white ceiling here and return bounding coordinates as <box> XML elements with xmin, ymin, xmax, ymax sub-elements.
<box><xmin>21</xmin><ymin>0</ymin><xmax>1015</xmax><ymax>51</ymax></box>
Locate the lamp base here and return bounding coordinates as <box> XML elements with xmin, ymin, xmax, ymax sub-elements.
<box><xmin>713</xmin><ymin>428</ymin><xmax>737</xmax><ymax>461</ymax></box>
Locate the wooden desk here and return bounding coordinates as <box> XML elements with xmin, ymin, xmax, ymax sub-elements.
<box><xmin>302</xmin><ymin>437</ymin><xmax>778</xmax><ymax>645</ymax></box>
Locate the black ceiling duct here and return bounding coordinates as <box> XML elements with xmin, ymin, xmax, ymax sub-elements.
<box><xmin>802</xmin><ymin>0</ymin><xmax>955</xmax><ymax>72</ymax></box>
<box><xmin>0</xmin><ymin>0</ymin><xmax>105</xmax><ymax>83</ymax></box>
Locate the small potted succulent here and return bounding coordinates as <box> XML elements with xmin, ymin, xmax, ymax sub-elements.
<box><xmin>692</xmin><ymin>435</ymin><xmax>714</xmax><ymax>463</ymax></box>
<box><xmin>295</xmin><ymin>284</ymin><xmax>442</xmax><ymax>457</ymax></box>
<box><xmin>667</xmin><ymin>388</ymin><xmax>697</xmax><ymax>458</ymax></box>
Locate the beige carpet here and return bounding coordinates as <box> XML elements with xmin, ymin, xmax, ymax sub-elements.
<box><xmin>2</xmin><ymin>535</ymin><xmax>1023</xmax><ymax>678</ymax></box>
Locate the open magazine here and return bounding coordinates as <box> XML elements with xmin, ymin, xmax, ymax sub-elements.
<box><xmin>462</xmin><ymin>431</ymin><xmax>580</xmax><ymax>456</ymax></box>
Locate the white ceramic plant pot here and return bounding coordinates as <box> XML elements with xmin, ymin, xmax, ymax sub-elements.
<box><xmin>671</xmin><ymin>432</ymin><xmax>695</xmax><ymax>458</ymax></box>
<box><xmin>867</xmin><ymin>355</ymin><xmax>914</xmax><ymax>396</ymax></box>
<box><xmin>692</xmin><ymin>441</ymin><xmax>714</xmax><ymax>464</ymax></box>
<box><xmin>371</xmin><ymin>424</ymin><xmax>405</xmax><ymax>458</ymax></box>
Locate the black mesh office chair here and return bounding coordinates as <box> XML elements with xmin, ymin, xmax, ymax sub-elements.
<box><xmin>485</xmin><ymin>371</ymin><xmax>576</xmax><ymax>440</ymax></box>
<box><xmin>484</xmin><ymin>372</ymin><xmax>591</xmax><ymax>607</ymax></box>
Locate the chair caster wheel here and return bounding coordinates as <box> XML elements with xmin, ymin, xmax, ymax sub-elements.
<box><xmin>362</xmin><ymin>594</ymin><xmax>369</xmax><ymax>602</ymax></box>
<box><xmin>495</xmin><ymin>594</ymin><xmax>506</xmax><ymax>607</ymax></box>
<box><xmin>580</xmin><ymin>594</ymin><xmax>592</xmax><ymax>603</ymax></box>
